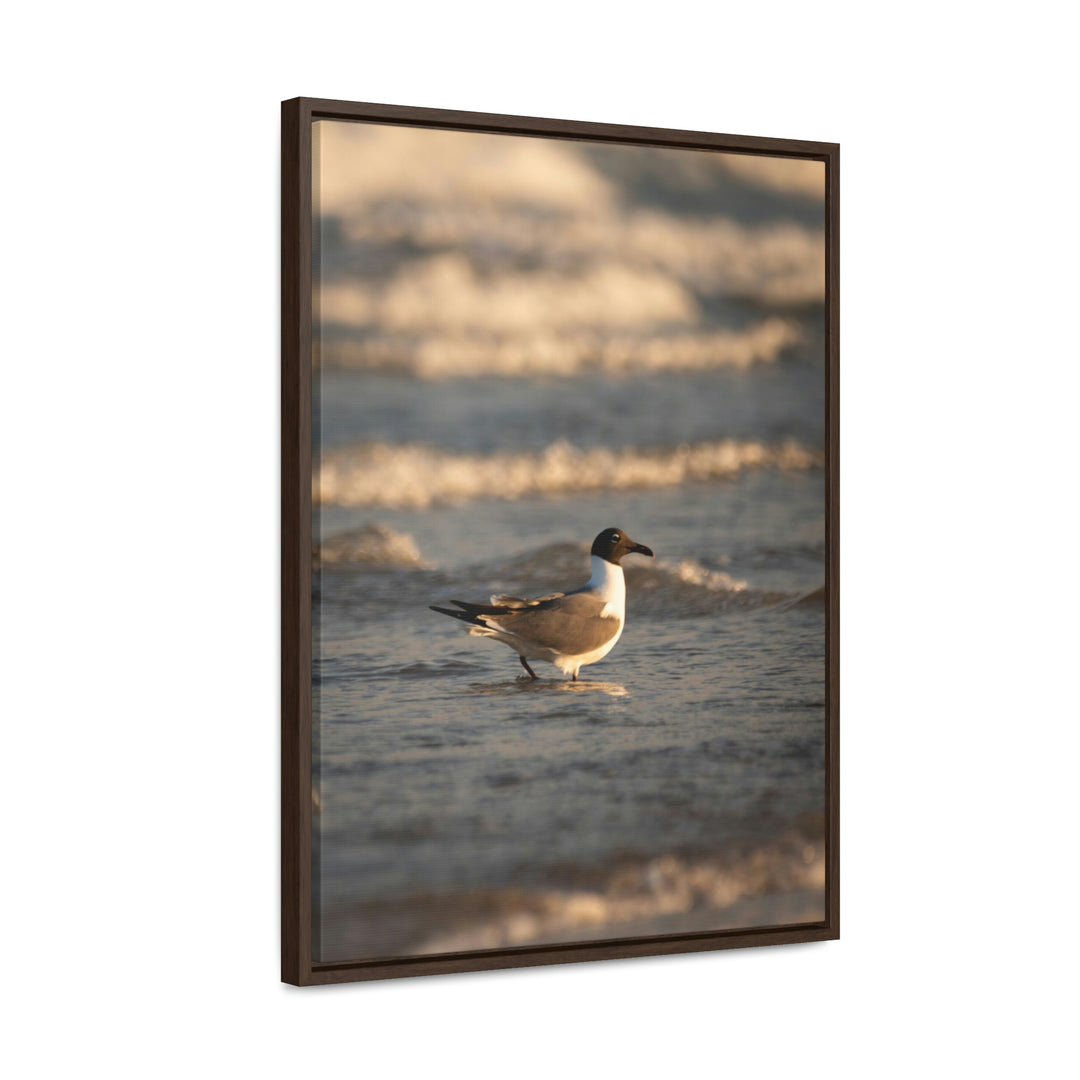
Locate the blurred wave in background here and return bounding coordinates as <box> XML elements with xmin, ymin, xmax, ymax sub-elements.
<box><xmin>314</xmin><ymin>121</ymin><xmax>823</xmax><ymax>378</ymax></box>
<box><xmin>311</xmin><ymin>121</ymin><xmax>826</xmax><ymax>963</ymax></box>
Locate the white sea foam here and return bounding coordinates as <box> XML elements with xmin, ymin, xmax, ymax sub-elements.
<box><xmin>318</xmin><ymin>254</ymin><xmax>699</xmax><ymax>335</ymax></box>
<box><xmin>313</xmin><ymin>122</ymin><xmax>824</xmax><ymax>384</ymax></box>
<box><xmin>315</xmin><ymin>120</ymin><xmax>615</xmax><ymax>215</ymax></box>
<box><xmin>332</xmin><ymin>207</ymin><xmax>825</xmax><ymax>310</ymax></box>
<box><xmin>321</xmin><ymin>318</ymin><xmax>800</xmax><ymax>377</ymax></box>
<box><xmin>315</xmin><ymin>438</ymin><xmax>823</xmax><ymax>508</ymax></box>
<box><xmin>314</xmin><ymin>524</ymin><xmax>427</xmax><ymax>567</ymax></box>
<box><xmin>413</xmin><ymin>842</ymin><xmax>825</xmax><ymax>954</ymax></box>
<box><xmin>652</xmin><ymin>558</ymin><xmax>748</xmax><ymax>593</ymax></box>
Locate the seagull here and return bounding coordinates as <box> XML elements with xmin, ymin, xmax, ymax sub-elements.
<box><xmin>430</xmin><ymin>527</ymin><xmax>655</xmax><ymax>681</ymax></box>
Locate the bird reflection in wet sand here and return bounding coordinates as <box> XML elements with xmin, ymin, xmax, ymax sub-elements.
<box><xmin>468</xmin><ymin>679</ymin><xmax>631</xmax><ymax>698</ymax></box>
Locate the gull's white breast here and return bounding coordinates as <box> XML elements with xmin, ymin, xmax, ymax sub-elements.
<box><xmin>585</xmin><ymin>555</ymin><xmax>626</xmax><ymax>622</ymax></box>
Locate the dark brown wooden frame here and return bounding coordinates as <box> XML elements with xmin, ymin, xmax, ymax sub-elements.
<box><xmin>282</xmin><ymin>97</ymin><xmax>839</xmax><ymax>986</ymax></box>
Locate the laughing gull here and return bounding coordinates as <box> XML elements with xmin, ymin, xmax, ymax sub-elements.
<box><xmin>430</xmin><ymin>527</ymin><xmax>654</xmax><ymax>681</ymax></box>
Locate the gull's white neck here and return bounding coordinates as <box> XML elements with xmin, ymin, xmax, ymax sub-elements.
<box><xmin>585</xmin><ymin>555</ymin><xmax>626</xmax><ymax>615</ymax></box>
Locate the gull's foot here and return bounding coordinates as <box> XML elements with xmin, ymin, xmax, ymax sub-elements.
<box><xmin>519</xmin><ymin>656</ymin><xmax>539</xmax><ymax>680</ymax></box>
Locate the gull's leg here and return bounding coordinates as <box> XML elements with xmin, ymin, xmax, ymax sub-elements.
<box><xmin>571</xmin><ymin>672</ymin><xmax>578</xmax><ymax>682</ymax></box>
<box><xmin>520</xmin><ymin>656</ymin><xmax>539</xmax><ymax>680</ymax></box>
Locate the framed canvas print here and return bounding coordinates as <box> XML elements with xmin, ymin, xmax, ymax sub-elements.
<box><xmin>282</xmin><ymin>97</ymin><xmax>839</xmax><ymax>985</ymax></box>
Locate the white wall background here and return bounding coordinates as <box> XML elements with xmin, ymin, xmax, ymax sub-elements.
<box><xmin>3</xmin><ymin>2</ymin><xmax>1076</xmax><ymax>1076</ymax></box>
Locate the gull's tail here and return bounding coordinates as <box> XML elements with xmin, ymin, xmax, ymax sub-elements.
<box><xmin>430</xmin><ymin>601</ymin><xmax>516</xmax><ymax>641</ymax></box>
<box><xmin>429</xmin><ymin>603</ymin><xmax>486</xmax><ymax>626</ymax></box>
<box><xmin>431</xmin><ymin>598</ymin><xmax>535</xmax><ymax>621</ymax></box>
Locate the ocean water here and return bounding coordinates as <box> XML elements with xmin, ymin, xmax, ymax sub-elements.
<box><xmin>311</xmin><ymin>121</ymin><xmax>826</xmax><ymax>963</ymax></box>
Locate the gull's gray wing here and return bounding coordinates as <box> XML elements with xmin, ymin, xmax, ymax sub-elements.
<box><xmin>489</xmin><ymin>593</ymin><xmax>565</xmax><ymax>607</ymax></box>
<box><xmin>481</xmin><ymin>592</ymin><xmax>619</xmax><ymax>654</ymax></box>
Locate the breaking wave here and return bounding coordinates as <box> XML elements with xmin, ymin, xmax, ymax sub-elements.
<box><xmin>320</xmin><ymin>316</ymin><xmax>800</xmax><ymax>378</ymax></box>
<box><xmin>318</xmin><ymin>828</ymin><xmax>825</xmax><ymax>961</ymax></box>
<box><xmin>625</xmin><ymin>561</ymin><xmax>794</xmax><ymax>618</ymax></box>
<box><xmin>328</xmin><ymin>209</ymin><xmax>825</xmax><ymax>313</ymax></box>
<box><xmin>313</xmin><ymin>122</ymin><xmax>825</xmax><ymax>388</ymax></box>
<box><xmin>315</xmin><ymin>125</ymin><xmax>824</xmax><ymax>310</ymax></box>
<box><xmin>319</xmin><ymin>255</ymin><xmax>697</xmax><ymax>334</ymax></box>
<box><xmin>313</xmin><ymin>524</ymin><xmax>427</xmax><ymax>568</ymax></box>
<box><xmin>651</xmin><ymin>557</ymin><xmax>746</xmax><ymax>592</ymax></box>
<box><xmin>315</xmin><ymin>438</ymin><xmax>823</xmax><ymax>508</ymax></box>
<box><xmin>412</xmin><ymin>840</ymin><xmax>825</xmax><ymax>955</ymax></box>
<box><xmin>315</xmin><ymin>120</ymin><xmax>616</xmax><ymax>216</ymax></box>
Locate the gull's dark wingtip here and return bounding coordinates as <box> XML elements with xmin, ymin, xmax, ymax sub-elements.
<box><xmin>431</xmin><ymin>605</ymin><xmax>482</xmax><ymax>625</ymax></box>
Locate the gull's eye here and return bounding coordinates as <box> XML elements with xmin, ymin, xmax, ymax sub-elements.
<box><xmin>612</xmin><ymin>533</ymin><xmax>621</xmax><ymax>542</ymax></box>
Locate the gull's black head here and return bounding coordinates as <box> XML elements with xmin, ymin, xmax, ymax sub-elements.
<box><xmin>591</xmin><ymin>527</ymin><xmax>655</xmax><ymax>566</ymax></box>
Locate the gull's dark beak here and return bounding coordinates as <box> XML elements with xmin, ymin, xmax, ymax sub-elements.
<box><xmin>631</xmin><ymin>542</ymin><xmax>654</xmax><ymax>558</ymax></box>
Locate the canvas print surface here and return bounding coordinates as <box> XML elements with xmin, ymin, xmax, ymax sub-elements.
<box><xmin>311</xmin><ymin>119</ymin><xmax>826</xmax><ymax>962</ymax></box>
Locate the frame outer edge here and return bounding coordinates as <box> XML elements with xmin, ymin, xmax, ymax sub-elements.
<box><xmin>826</xmin><ymin>144</ymin><xmax>840</xmax><ymax>937</ymax></box>
<box><xmin>301</xmin><ymin>96</ymin><xmax>838</xmax><ymax>158</ymax></box>
<box><xmin>307</xmin><ymin>925</ymin><xmax>836</xmax><ymax>985</ymax></box>
<box><xmin>281</xmin><ymin>98</ymin><xmax>314</xmax><ymax>985</ymax></box>
<box><xmin>282</xmin><ymin>98</ymin><xmax>840</xmax><ymax>983</ymax></box>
